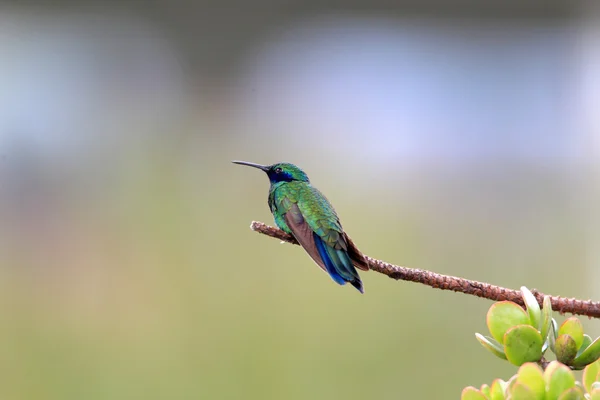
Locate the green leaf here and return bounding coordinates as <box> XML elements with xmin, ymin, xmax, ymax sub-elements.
<box><xmin>573</xmin><ymin>337</ymin><xmax>600</xmax><ymax>369</ymax></box>
<box><xmin>577</xmin><ymin>334</ymin><xmax>593</xmax><ymax>357</ymax></box>
<box><xmin>476</xmin><ymin>333</ymin><xmax>507</xmax><ymax>360</ymax></box>
<box><xmin>504</xmin><ymin>325</ymin><xmax>544</xmax><ymax>366</ymax></box>
<box><xmin>521</xmin><ymin>286</ymin><xmax>541</xmax><ymax>330</ymax></box>
<box><xmin>480</xmin><ymin>384</ymin><xmax>491</xmax><ymax>398</ymax></box>
<box><xmin>506</xmin><ymin>375</ymin><xmax>518</xmax><ymax>396</ymax></box>
<box><xmin>541</xmin><ymin>296</ymin><xmax>553</xmax><ymax>341</ymax></box>
<box><xmin>559</xmin><ymin>318</ymin><xmax>585</xmax><ymax>350</ymax></box>
<box><xmin>515</xmin><ymin>363</ymin><xmax>545</xmax><ymax>399</ymax></box>
<box><xmin>490</xmin><ymin>379</ymin><xmax>507</xmax><ymax>400</ymax></box>
<box><xmin>550</xmin><ymin>319</ymin><xmax>558</xmax><ymax>353</ymax></box>
<box><xmin>583</xmin><ymin>360</ymin><xmax>600</xmax><ymax>393</ymax></box>
<box><xmin>557</xmin><ymin>386</ymin><xmax>586</xmax><ymax>400</ymax></box>
<box><xmin>542</xmin><ymin>340</ymin><xmax>549</xmax><ymax>354</ymax></box>
<box><xmin>555</xmin><ymin>334</ymin><xmax>579</xmax><ymax>365</ymax></box>
<box><xmin>510</xmin><ymin>382</ymin><xmax>535</xmax><ymax>400</ymax></box>
<box><xmin>487</xmin><ymin>301</ymin><xmax>531</xmax><ymax>344</ymax></box>
<box><xmin>461</xmin><ymin>387</ymin><xmax>488</xmax><ymax>400</ymax></box>
<box><xmin>545</xmin><ymin>361</ymin><xmax>577</xmax><ymax>399</ymax></box>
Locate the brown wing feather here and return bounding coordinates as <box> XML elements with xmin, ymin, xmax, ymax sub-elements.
<box><xmin>344</xmin><ymin>233</ymin><xmax>369</xmax><ymax>271</ymax></box>
<box><xmin>283</xmin><ymin>206</ymin><xmax>328</xmax><ymax>273</ymax></box>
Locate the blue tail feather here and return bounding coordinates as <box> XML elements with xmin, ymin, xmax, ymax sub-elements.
<box><xmin>313</xmin><ymin>233</ymin><xmax>364</xmax><ymax>293</ymax></box>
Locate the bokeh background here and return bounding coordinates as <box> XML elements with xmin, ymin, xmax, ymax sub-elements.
<box><xmin>1</xmin><ymin>1</ymin><xmax>599</xmax><ymax>399</ymax></box>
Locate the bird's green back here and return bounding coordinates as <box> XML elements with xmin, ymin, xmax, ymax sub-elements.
<box><xmin>269</xmin><ymin>181</ymin><xmax>343</xmax><ymax>245</ymax></box>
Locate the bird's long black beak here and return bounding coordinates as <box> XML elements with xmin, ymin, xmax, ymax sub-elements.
<box><xmin>232</xmin><ymin>160</ymin><xmax>270</xmax><ymax>172</ymax></box>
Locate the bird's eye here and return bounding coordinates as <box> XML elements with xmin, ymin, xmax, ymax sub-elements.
<box><xmin>275</xmin><ymin>167</ymin><xmax>283</xmax><ymax>173</ymax></box>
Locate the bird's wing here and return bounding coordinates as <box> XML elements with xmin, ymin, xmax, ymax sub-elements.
<box><xmin>277</xmin><ymin>186</ymin><xmax>364</xmax><ymax>291</ymax></box>
<box><xmin>281</xmin><ymin>201</ymin><xmax>328</xmax><ymax>273</ymax></box>
<box><xmin>283</xmin><ymin>203</ymin><xmax>363</xmax><ymax>291</ymax></box>
<box><xmin>299</xmin><ymin>187</ymin><xmax>369</xmax><ymax>272</ymax></box>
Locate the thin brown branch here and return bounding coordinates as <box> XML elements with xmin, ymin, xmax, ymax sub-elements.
<box><xmin>250</xmin><ymin>221</ymin><xmax>600</xmax><ymax>319</ymax></box>
<box><xmin>538</xmin><ymin>357</ymin><xmax>551</xmax><ymax>371</ymax></box>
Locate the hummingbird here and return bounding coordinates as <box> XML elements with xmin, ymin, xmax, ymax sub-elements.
<box><xmin>233</xmin><ymin>161</ymin><xmax>369</xmax><ymax>293</ymax></box>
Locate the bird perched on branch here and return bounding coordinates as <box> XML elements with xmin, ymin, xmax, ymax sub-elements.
<box><xmin>233</xmin><ymin>161</ymin><xmax>368</xmax><ymax>293</ymax></box>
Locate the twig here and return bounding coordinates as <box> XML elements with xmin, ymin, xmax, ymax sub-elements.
<box><xmin>538</xmin><ymin>357</ymin><xmax>551</xmax><ymax>370</ymax></box>
<box><xmin>250</xmin><ymin>221</ymin><xmax>600</xmax><ymax>319</ymax></box>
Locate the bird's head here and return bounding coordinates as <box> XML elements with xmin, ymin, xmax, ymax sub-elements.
<box><xmin>232</xmin><ymin>161</ymin><xmax>310</xmax><ymax>184</ymax></box>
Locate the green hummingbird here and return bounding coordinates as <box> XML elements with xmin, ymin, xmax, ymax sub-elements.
<box><xmin>233</xmin><ymin>161</ymin><xmax>369</xmax><ymax>293</ymax></box>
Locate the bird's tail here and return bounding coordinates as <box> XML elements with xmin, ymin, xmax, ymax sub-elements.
<box><xmin>344</xmin><ymin>233</ymin><xmax>369</xmax><ymax>271</ymax></box>
<box><xmin>313</xmin><ymin>233</ymin><xmax>364</xmax><ymax>293</ymax></box>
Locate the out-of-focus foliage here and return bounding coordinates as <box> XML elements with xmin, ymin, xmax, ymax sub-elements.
<box><xmin>476</xmin><ymin>288</ymin><xmax>600</xmax><ymax>369</ymax></box>
<box><xmin>465</xmin><ymin>288</ymin><xmax>600</xmax><ymax>399</ymax></box>
<box><xmin>462</xmin><ymin>361</ymin><xmax>600</xmax><ymax>400</ymax></box>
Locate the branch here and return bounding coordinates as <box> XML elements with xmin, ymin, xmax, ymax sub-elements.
<box><xmin>250</xmin><ymin>221</ymin><xmax>600</xmax><ymax>319</ymax></box>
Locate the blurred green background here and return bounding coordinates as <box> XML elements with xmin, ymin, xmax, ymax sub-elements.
<box><xmin>0</xmin><ymin>1</ymin><xmax>599</xmax><ymax>399</ymax></box>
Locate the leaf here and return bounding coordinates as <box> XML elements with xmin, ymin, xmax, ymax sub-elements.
<box><xmin>541</xmin><ymin>296</ymin><xmax>553</xmax><ymax>341</ymax></box>
<box><xmin>521</xmin><ymin>286</ymin><xmax>541</xmax><ymax>330</ymax></box>
<box><xmin>555</xmin><ymin>334</ymin><xmax>579</xmax><ymax>365</ymax></box>
<box><xmin>545</xmin><ymin>361</ymin><xmax>577</xmax><ymax>399</ymax></box>
<box><xmin>487</xmin><ymin>301</ymin><xmax>531</xmax><ymax>344</ymax></box>
<box><xmin>510</xmin><ymin>382</ymin><xmax>535</xmax><ymax>400</ymax></box>
<box><xmin>504</xmin><ymin>325</ymin><xmax>544</xmax><ymax>366</ymax></box>
<box><xmin>573</xmin><ymin>337</ymin><xmax>600</xmax><ymax>369</ymax></box>
<box><xmin>476</xmin><ymin>333</ymin><xmax>508</xmax><ymax>360</ymax></box>
<box><xmin>461</xmin><ymin>387</ymin><xmax>488</xmax><ymax>400</ymax></box>
<box><xmin>490</xmin><ymin>379</ymin><xmax>507</xmax><ymax>400</ymax></box>
<box><xmin>506</xmin><ymin>375</ymin><xmax>520</xmax><ymax>398</ymax></box>
<box><xmin>557</xmin><ymin>386</ymin><xmax>586</xmax><ymax>400</ymax></box>
<box><xmin>515</xmin><ymin>363</ymin><xmax>545</xmax><ymax>399</ymax></box>
<box><xmin>577</xmin><ymin>334</ymin><xmax>593</xmax><ymax>358</ymax></box>
<box><xmin>583</xmin><ymin>360</ymin><xmax>600</xmax><ymax>393</ymax></box>
<box><xmin>559</xmin><ymin>318</ymin><xmax>585</xmax><ymax>350</ymax></box>
<box><xmin>550</xmin><ymin>318</ymin><xmax>558</xmax><ymax>353</ymax></box>
<box><xmin>480</xmin><ymin>384</ymin><xmax>491</xmax><ymax>398</ymax></box>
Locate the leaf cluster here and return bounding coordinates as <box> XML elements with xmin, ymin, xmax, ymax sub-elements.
<box><xmin>463</xmin><ymin>287</ymin><xmax>600</xmax><ymax>399</ymax></box>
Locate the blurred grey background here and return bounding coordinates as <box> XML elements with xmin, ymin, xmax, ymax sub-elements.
<box><xmin>0</xmin><ymin>0</ymin><xmax>599</xmax><ymax>399</ymax></box>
